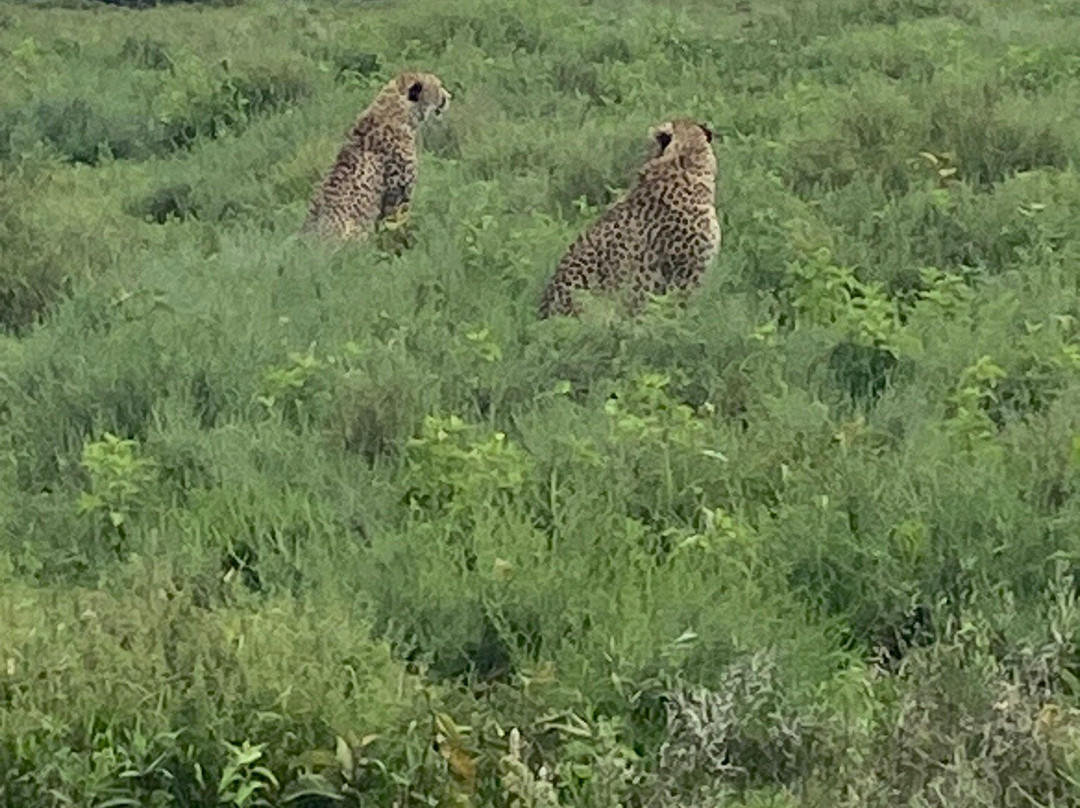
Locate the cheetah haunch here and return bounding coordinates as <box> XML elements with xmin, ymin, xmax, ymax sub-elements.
<box><xmin>302</xmin><ymin>71</ymin><xmax>450</xmax><ymax>241</ymax></box>
<box><xmin>539</xmin><ymin>119</ymin><xmax>720</xmax><ymax>318</ymax></box>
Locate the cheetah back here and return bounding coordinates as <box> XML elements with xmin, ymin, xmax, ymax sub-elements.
<box><xmin>303</xmin><ymin>145</ymin><xmax>384</xmax><ymax>239</ymax></box>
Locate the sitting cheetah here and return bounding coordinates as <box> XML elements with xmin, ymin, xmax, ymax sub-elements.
<box><xmin>538</xmin><ymin>119</ymin><xmax>721</xmax><ymax>318</ymax></box>
<box><xmin>302</xmin><ymin>71</ymin><xmax>451</xmax><ymax>241</ymax></box>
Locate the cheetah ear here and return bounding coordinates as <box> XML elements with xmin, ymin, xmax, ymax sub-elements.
<box><xmin>407</xmin><ymin>81</ymin><xmax>423</xmax><ymax>102</ymax></box>
<box><xmin>655</xmin><ymin>130</ymin><xmax>673</xmax><ymax>152</ymax></box>
<box><xmin>699</xmin><ymin>123</ymin><xmax>714</xmax><ymax>143</ymax></box>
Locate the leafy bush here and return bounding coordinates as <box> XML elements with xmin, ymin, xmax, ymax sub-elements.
<box><xmin>0</xmin><ymin>573</ymin><xmax>434</xmax><ymax>807</ymax></box>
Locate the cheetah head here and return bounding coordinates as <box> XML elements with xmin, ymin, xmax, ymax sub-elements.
<box><xmin>394</xmin><ymin>71</ymin><xmax>451</xmax><ymax>125</ymax></box>
<box><xmin>646</xmin><ymin>119</ymin><xmax>717</xmax><ymax>175</ymax></box>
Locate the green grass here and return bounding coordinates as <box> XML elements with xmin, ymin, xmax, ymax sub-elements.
<box><xmin>3</xmin><ymin>0</ymin><xmax>1080</xmax><ymax>805</ymax></box>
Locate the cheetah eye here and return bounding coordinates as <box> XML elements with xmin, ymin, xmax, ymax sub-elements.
<box><xmin>655</xmin><ymin>131</ymin><xmax>672</xmax><ymax>151</ymax></box>
<box><xmin>699</xmin><ymin>123</ymin><xmax>714</xmax><ymax>143</ymax></box>
<box><xmin>408</xmin><ymin>81</ymin><xmax>423</xmax><ymax>102</ymax></box>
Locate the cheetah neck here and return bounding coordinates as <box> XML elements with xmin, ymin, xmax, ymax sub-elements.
<box><xmin>348</xmin><ymin>94</ymin><xmax>419</xmax><ymax>140</ymax></box>
<box><xmin>636</xmin><ymin>164</ymin><xmax>715</xmax><ymax>207</ymax></box>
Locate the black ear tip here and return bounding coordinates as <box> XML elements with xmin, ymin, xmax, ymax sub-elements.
<box><xmin>408</xmin><ymin>81</ymin><xmax>423</xmax><ymax>102</ymax></box>
<box><xmin>656</xmin><ymin>131</ymin><xmax>673</xmax><ymax>150</ymax></box>
<box><xmin>699</xmin><ymin>123</ymin><xmax>714</xmax><ymax>143</ymax></box>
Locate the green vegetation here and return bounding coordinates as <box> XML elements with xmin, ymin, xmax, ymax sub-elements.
<box><xmin>2</xmin><ymin>0</ymin><xmax>1080</xmax><ymax>804</ymax></box>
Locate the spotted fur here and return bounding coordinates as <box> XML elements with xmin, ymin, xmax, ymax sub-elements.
<box><xmin>539</xmin><ymin>119</ymin><xmax>721</xmax><ymax>318</ymax></box>
<box><xmin>302</xmin><ymin>71</ymin><xmax>450</xmax><ymax>241</ymax></box>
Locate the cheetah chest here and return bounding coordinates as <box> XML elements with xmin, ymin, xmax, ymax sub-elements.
<box><xmin>704</xmin><ymin>205</ymin><xmax>721</xmax><ymax>259</ymax></box>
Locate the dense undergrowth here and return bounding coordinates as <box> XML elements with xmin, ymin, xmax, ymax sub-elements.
<box><xmin>3</xmin><ymin>0</ymin><xmax>1080</xmax><ymax>805</ymax></box>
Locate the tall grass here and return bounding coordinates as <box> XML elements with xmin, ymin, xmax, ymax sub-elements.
<box><xmin>3</xmin><ymin>0</ymin><xmax>1080</xmax><ymax>805</ymax></box>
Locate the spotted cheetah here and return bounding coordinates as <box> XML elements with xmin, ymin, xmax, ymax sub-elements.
<box><xmin>538</xmin><ymin>119</ymin><xmax>721</xmax><ymax>318</ymax></box>
<box><xmin>302</xmin><ymin>71</ymin><xmax>450</xmax><ymax>241</ymax></box>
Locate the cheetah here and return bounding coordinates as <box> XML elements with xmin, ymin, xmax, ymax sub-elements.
<box><xmin>538</xmin><ymin>119</ymin><xmax>721</xmax><ymax>319</ymax></box>
<box><xmin>302</xmin><ymin>71</ymin><xmax>451</xmax><ymax>241</ymax></box>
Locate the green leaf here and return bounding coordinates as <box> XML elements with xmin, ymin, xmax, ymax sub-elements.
<box><xmin>335</xmin><ymin>735</ymin><xmax>354</xmax><ymax>776</ymax></box>
<box><xmin>571</xmin><ymin>763</ymin><xmax>593</xmax><ymax>780</ymax></box>
<box><xmin>281</xmin><ymin>775</ymin><xmax>345</xmax><ymax>803</ymax></box>
<box><xmin>76</xmin><ymin>491</ymin><xmax>102</xmax><ymax>513</ymax></box>
<box><xmin>1061</xmin><ymin>668</ymin><xmax>1080</xmax><ymax>698</ymax></box>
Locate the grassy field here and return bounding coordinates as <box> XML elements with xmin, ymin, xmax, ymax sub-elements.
<box><xmin>2</xmin><ymin>0</ymin><xmax>1080</xmax><ymax>804</ymax></box>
